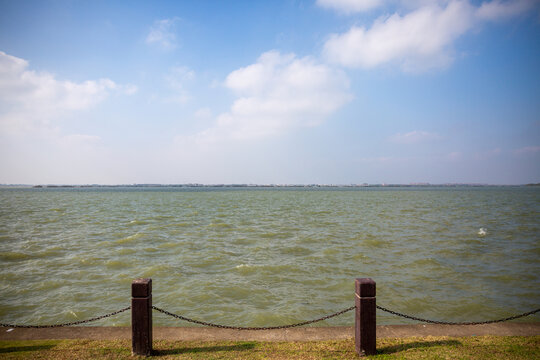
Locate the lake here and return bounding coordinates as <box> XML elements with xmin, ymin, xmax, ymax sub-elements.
<box><xmin>1</xmin><ymin>186</ymin><xmax>538</xmax><ymax>327</ymax></box>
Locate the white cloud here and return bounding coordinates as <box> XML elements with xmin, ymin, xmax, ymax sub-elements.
<box><xmin>0</xmin><ymin>51</ymin><xmax>138</xmax><ymax>184</ymax></box>
<box><xmin>476</xmin><ymin>0</ymin><xmax>537</xmax><ymax>21</ymax></box>
<box><xmin>323</xmin><ymin>1</ymin><xmax>476</xmax><ymax>71</ymax></box>
<box><xmin>316</xmin><ymin>0</ymin><xmax>383</xmax><ymax>13</ymax></box>
<box><xmin>389</xmin><ymin>130</ymin><xmax>441</xmax><ymax>144</ymax></box>
<box><xmin>0</xmin><ymin>51</ymin><xmax>118</xmax><ymax>133</ymax></box>
<box><xmin>146</xmin><ymin>18</ymin><xmax>178</xmax><ymax>49</ymax></box>
<box><xmin>191</xmin><ymin>51</ymin><xmax>352</xmax><ymax>142</ymax></box>
<box><xmin>399</xmin><ymin>0</ymin><xmax>450</xmax><ymax>8</ymax></box>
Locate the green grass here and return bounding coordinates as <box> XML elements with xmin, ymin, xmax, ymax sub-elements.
<box><xmin>0</xmin><ymin>336</ymin><xmax>539</xmax><ymax>359</ymax></box>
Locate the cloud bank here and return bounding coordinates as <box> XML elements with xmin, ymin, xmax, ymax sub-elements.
<box><xmin>0</xmin><ymin>51</ymin><xmax>124</xmax><ymax>133</ymax></box>
<box><xmin>323</xmin><ymin>0</ymin><xmax>539</xmax><ymax>72</ymax></box>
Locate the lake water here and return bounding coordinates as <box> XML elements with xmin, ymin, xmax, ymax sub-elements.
<box><xmin>1</xmin><ymin>186</ymin><xmax>539</xmax><ymax>327</ymax></box>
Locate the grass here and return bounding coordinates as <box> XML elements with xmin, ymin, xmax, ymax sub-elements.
<box><xmin>0</xmin><ymin>336</ymin><xmax>538</xmax><ymax>359</ymax></box>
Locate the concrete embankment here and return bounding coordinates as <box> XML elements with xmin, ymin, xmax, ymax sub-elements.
<box><xmin>1</xmin><ymin>323</ymin><xmax>539</xmax><ymax>341</ymax></box>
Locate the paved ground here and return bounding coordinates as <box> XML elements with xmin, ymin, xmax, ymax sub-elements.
<box><xmin>1</xmin><ymin>323</ymin><xmax>539</xmax><ymax>341</ymax></box>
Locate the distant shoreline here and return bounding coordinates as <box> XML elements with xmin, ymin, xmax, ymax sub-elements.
<box><xmin>0</xmin><ymin>183</ymin><xmax>539</xmax><ymax>189</ymax></box>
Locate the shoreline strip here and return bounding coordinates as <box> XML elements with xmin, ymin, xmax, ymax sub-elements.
<box><xmin>1</xmin><ymin>323</ymin><xmax>539</xmax><ymax>341</ymax></box>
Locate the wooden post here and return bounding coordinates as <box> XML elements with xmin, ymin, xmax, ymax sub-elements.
<box><xmin>132</xmin><ymin>278</ymin><xmax>152</xmax><ymax>356</ymax></box>
<box><xmin>355</xmin><ymin>278</ymin><xmax>376</xmax><ymax>356</ymax></box>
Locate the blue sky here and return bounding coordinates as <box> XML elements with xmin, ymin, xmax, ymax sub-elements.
<box><xmin>1</xmin><ymin>0</ymin><xmax>539</xmax><ymax>185</ymax></box>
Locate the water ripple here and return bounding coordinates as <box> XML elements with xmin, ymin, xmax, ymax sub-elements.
<box><xmin>0</xmin><ymin>186</ymin><xmax>538</xmax><ymax>326</ymax></box>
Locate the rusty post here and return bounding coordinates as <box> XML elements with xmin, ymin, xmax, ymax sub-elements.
<box><xmin>355</xmin><ymin>278</ymin><xmax>376</xmax><ymax>356</ymax></box>
<box><xmin>132</xmin><ymin>278</ymin><xmax>152</xmax><ymax>356</ymax></box>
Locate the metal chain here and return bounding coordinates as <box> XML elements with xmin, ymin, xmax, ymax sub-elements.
<box><xmin>152</xmin><ymin>305</ymin><xmax>355</xmax><ymax>330</ymax></box>
<box><xmin>0</xmin><ymin>306</ymin><xmax>131</xmax><ymax>329</ymax></box>
<box><xmin>376</xmin><ymin>305</ymin><xmax>540</xmax><ymax>325</ymax></box>
<box><xmin>3</xmin><ymin>304</ymin><xmax>538</xmax><ymax>329</ymax></box>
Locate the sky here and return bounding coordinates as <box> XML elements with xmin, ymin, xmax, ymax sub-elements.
<box><xmin>0</xmin><ymin>0</ymin><xmax>539</xmax><ymax>185</ymax></box>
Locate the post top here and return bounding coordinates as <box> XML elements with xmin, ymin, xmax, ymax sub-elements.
<box><xmin>132</xmin><ymin>278</ymin><xmax>152</xmax><ymax>297</ymax></box>
<box><xmin>355</xmin><ymin>278</ymin><xmax>376</xmax><ymax>297</ymax></box>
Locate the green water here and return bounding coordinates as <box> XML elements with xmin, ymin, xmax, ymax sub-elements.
<box><xmin>0</xmin><ymin>186</ymin><xmax>539</xmax><ymax>327</ymax></box>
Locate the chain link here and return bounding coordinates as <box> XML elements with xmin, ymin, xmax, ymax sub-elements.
<box><xmin>152</xmin><ymin>305</ymin><xmax>355</xmax><ymax>330</ymax></box>
<box><xmin>0</xmin><ymin>306</ymin><xmax>131</xmax><ymax>329</ymax></box>
<box><xmin>376</xmin><ymin>305</ymin><xmax>540</xmax><ymax>325</ymax></box>
<box><xmin>3</xmin><ymin>304</ymin><xmax>538</xmax><ymax>329</ymax></box>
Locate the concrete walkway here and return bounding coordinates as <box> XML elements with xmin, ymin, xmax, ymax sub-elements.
<box><xmin>1</xmin><ymin>323</ymin><xmax>539</xmax><ymax>342</ymax></box>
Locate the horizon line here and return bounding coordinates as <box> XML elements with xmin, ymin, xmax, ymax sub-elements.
<box><xmin>1</xmin><ymin>183</ymin><xmax>539</xmax><ymax>188</ymax></box>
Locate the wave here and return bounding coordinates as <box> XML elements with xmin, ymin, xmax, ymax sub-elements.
<box><xmin>0</xmin><ymin>252</ymin><xmax>34</xmax><ymax>261</ymax></box>
<box><xmin>116</xmin><ymin>233</ymin><xmax>144</xmax><ymax>244</ymax></box>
